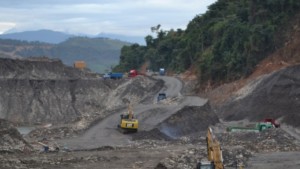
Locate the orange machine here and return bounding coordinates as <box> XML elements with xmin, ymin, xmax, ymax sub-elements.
<box><xmin>74</xmin><ymin>61</ymin><xmax>86</xmax><ymax>70</ymax></box>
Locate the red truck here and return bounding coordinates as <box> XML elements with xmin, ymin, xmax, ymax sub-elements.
<box><xmin>129</xmin><ymin>69</ymin><xmax>138</xmax><ymax>77</ymax></box>
<box><xmin>128</xmin><ymin>69</ymin><xmax>145</xmax><ymax>77</ymax></box>
<box><xmin>263</xmin><ymin>118</ymin><xmax>280</xmax><ymax>128</ymax></box>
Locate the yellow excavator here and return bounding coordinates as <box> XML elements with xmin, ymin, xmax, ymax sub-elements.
<box><xmin>197</xmin><ymin>127</ymin><xmax>224</xmax><ymax>169</ymax></box>
<box><xmin>117</xmin><ymin>103</ymin><xmax>138</xmax><ymax>133</ymax></box>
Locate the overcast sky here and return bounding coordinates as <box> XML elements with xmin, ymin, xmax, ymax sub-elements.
<box><xmin>0</xmin><ymin>0</ymin><xmax>217</xmax><ymax>36</ymax></box>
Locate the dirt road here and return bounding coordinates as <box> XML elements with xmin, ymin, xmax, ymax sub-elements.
<box><xmin>58</xmin><ymin>76</ymin><xmax>206</xmax><ymax>150</ymax></box>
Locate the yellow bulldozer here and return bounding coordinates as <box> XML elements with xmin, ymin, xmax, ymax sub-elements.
<box><xmin>117</xmin><ymin>103</ymin><xmax>138</xmax><ymax>133</ymax></box>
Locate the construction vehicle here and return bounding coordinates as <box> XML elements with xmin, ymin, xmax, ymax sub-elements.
<box><xmin>117</xmin><ymin>103</ymin><xmax>138</xmax><ymax>133</ymax></box>
<box><xmin>128</xmin><ymin>69</ymin><xmax>146</xmax><ymax>77</ymax></box>
<box><xmin>159</xmin><ymin>68</ymin><xmax>165</xmax><ymax>75</ymax></box>
<box><xmin>227</xmin><ymin>122</ymin><xmax>274</xmax><ymax>132</ymax></box>
<box><xmin>129</xmin><ymin>69</ymin><xmax>139</xmax><ymax>77</ymax></box>
<box><xmin>157</xmin><ymin>92</ymin><xmax>167</xmax><ymax>102</ymax></box>
<box><xmin>103</xmin><ymin>72</ymin><xmax>123</xmax><ymax>79</ymax></box>
<box><xmin>262</xmin><ymin>118</ymin><xmax>280</xmax><ymax>128</ymax></box>
<box><xmin>197</xmin><ymin>127</ymin><xmax>224</xmax><ymax>169</ymax></box>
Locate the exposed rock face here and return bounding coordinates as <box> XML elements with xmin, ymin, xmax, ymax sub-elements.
<box><xmin>0</xmin><ymin>58</ymin><xmax>85</xmax><ymax>79</ymax></box>
<box><xmin>0</xmin><ymin>119</ymin><xmax>30</xmax><ymax>153</ymax></box>
<box><xmin>0</xmin><ymin>58</ymin><xmax>162</xmax><ymax>125</ymax></box>
<box><xmin>220</xmin><ymin>65</ymin><xmax>300</xmax><ymax>127</ymax></box>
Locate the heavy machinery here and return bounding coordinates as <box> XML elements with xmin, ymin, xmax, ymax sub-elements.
<box><xmin>197</xmin><ymin>127</ymin><xmax>224</xmax><ymax>169</ymax></box>
<box><xmin>157</xmin><ymin>92</ymin><xmax>167</xmax><ymax>102</ymax></box>
<box><xmin>103</xmin><ymin>72</ymin><xmax>123</xmax><ymax>79</ymax></box>
<box><xmin>128</xmin><ymin>69</ymin><xmax>146</xmax><ymax>77</ymax></box>
<box><xmin>227</xmin><ymin>122</ymin><xmax>274</xmax><ymax>132</ymax></box>
<box><xmin>262</xmin><ymin>118</ymin><xmax>280</xmax><ymax>128</ymax></box>
<box><xmin>128</xmin><ymin>69</ymin><xmax>139</xmax><ymax>77</ymax></box>
<box><xmin>118</xmin><ymin>104</ymin><xmax>138</xmax><ymax>133</ymax></box>
<box><xmin>159</xmin><ymin>68</ymin><xmax>165</xmax><ymax>75</ymax></box>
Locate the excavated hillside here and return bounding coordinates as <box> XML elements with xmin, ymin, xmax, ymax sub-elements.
<box><xmin>0</xmin><ymin>58</ymin><xmax>163</xmax><ymax>127</ymax></box>
<box><xmin>220</xmin><ymin>65</ymin><xmax>300</xmax><ymax>127</ymax></box>
<box><xmin>207</xmin><ymin>13</ymin><xmax>300</xmax><ymax>128</ymax></box>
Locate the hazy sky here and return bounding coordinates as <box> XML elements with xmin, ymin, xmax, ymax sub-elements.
<box><xmin>0</xmin><ymin>0</ymin><xmax>217</xmax><ymax>36</ymax></box>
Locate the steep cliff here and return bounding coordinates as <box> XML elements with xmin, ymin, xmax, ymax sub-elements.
<box><xmin>0</xmin><ymin>58</ymin><xmax>162</xmax><ymax>125</ymax></box>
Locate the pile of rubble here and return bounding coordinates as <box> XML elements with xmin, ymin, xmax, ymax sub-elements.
<box><xmin>157</xmin><ymin>104</ymin><xmax>219</xmax><ymax>138</ymax></box>
<box><xmin>0</xmin><ymin>119</ymin><xmax>32</xmax><ymax>153</ymax></box>
<box><xmin>219</xmin><ymin>128</ymin><xmax>300</xmax><ymax>153</ymax></box>
<box><xmin>155</xmin><ymin>146</ymin><xmax>205</xmax><ymax>169</ymax></box>
<box><xmin>154</xmin><ymin>128</ymin><xmax>300</xmax><ymax>169</ymax></box>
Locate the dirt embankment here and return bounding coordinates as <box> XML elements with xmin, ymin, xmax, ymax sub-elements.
<box><xmin>0</xmin><ymin>119</ymin><xmax>31</xmax><ymax>153</ymax></box>
<box><xmin>132</xmin><ymin>102</ymin><xmax>219</xmax><ymax>141</ymax></box>
<box><xmin>0</xmin><ymin>58</ymin><xmax>163</xmax><ymax>128</ymax></box>
<box><xmin>219</xmin><ymin>65</ymin><xmax>300</xmax><ymax>127</ymax></box>
<box><xmin>157</xmin><ymin>103</ymin><xmax>219</xmax><ymax>138</ymax></box>
<box><xmin>0</xmin><ymin>57</ymin><xmax>85</xmax><ymax>79</ymax></box>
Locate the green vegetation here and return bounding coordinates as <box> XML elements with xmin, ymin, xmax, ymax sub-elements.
<box><xmin>114</xmin><ymin>0</ymin><xmax>300</xmax><ymax>86</ymax></box>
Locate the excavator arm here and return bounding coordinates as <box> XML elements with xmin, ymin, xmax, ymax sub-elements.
<box><xmin>198</xmin><ymin>127</ymin><xmax>224</xmax><ymax>169</ymax></box>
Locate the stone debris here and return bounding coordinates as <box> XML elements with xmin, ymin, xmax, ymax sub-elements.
<box><xmin>0</xmin><ymin>119</ymin><xmax>32</xmax><ymax>153</ymax></box>
<box><xmin>151</xmin><ymin>128</ymin><xmax>300</xmax><ymax>169</ymax></box>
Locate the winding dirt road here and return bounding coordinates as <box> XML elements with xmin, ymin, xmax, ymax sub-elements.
<box><xmin>58</xmin><ymin>76</ymin><xmax>207</xmax><ymax>150</ymax></box>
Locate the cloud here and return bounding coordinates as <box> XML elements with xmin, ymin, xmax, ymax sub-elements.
<box><xmin>0</xmin><ymin>22</ymin><xmax>16</xmax><ymax>34</ymax></box>
<box><xmin>0</xmin><ymin>0</ymin><xmax>217</xmax><ymax>36</ymax></box>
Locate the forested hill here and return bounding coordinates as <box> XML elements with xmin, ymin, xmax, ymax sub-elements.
<box><xmin>114</xmin><ymin>0</ymin><xmax>300</xmax><ymax>86</ymax></box>
<box><xmin>0</xmin><ymin>37</ymin><xmax>131</xmax><ymax>73</ymax></box>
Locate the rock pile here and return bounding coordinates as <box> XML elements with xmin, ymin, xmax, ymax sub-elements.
<box><xmin>154</xmin><ymin>128</ymin><xmax>300</xmax><ymax>168</ymax></box>
<box><xmin>0</xmin><ymin>119</ymin><xmax>31</xmax><ymax>153</ymax></box>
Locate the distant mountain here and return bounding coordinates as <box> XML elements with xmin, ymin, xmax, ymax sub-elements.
<box><xmin>0</xmin><ymin>29</ymin><xmax>146</xmax><ymax>45</ymax></box>
<box><xmin>96</xmin><ymin>33</ymin><xmax>145</xmax><ymax>45</ymax></box>
<box><xmin>0</xmin><ymin>29</ymin><xmax>73</xmax><ymax>44</ymax></box>
<box><xmin>0</xmin><ymin>37</ymin><xmax>132</xmax><ymax>73</ymax></box>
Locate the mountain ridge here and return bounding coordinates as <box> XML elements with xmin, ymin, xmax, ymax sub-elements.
<box><xmin>0</xmin><ymin>36</ymin><xmax>132</xmax><ymax>73</ymax></box>
<box><xmin>0</xmin><ymin>29</ymin><xmax>145</xmax><ymax>45</ymax></box>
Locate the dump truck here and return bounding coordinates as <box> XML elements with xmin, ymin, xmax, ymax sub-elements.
<box><xmin>103</xmin><ymin>72</ymin><xmax>123</xmax><ymax>79</ymax></box>
<box><xmin>262</xmin><ymin>118</ymin><xmax>280</xmax><ymax>128</ymax></box>
<box><xmin>128</xmin><ymin>69</ymin><xmax>146</xmax><ymax>77</ymax></box>
<box><xmin>129</xmin><ymin>69</ymin><xmax>138</xmax><ymax>77</ymax></box>
<box><xmin>159</xmin><ymin>68</ymin><xmax>165</xmax><ymax>75</ymax></box>
<box><xmin>157</xmin><ymin>93</ymin><xmax>167</xmax><ymax>102</ymax></box>
<box><xmin>227</xmin><ymin>122</ymin><xmax>274</xmax><ymax>132</ymax></box>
